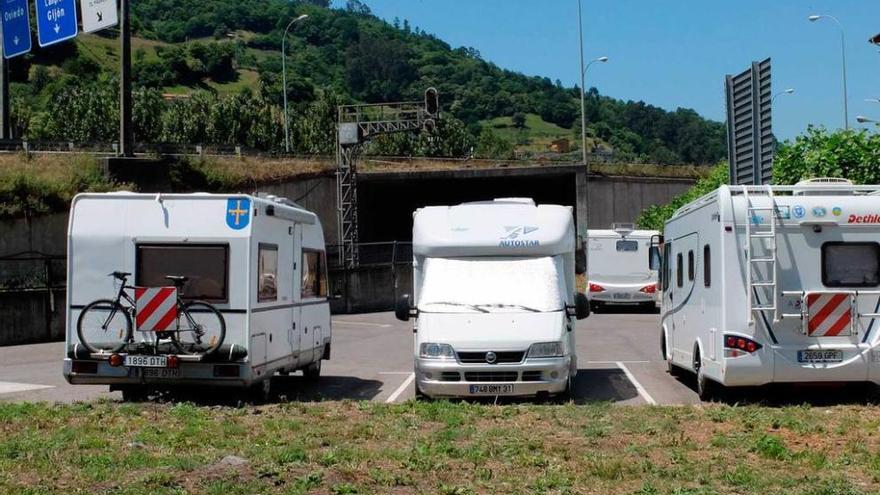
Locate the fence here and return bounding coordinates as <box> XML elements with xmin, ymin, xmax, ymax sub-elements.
<box><xmin>327</xmin><ymin>242</ymin><xmax>413</xmax><ymax>314</ymax></box>
<box><xmin>0</xmin><ymin>252</ymin><xmax>67</xmax><ymax>346</ymax></box>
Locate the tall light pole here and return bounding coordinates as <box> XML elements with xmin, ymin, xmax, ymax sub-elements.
<box><xmin>772</xmin><ymin>88</ymin><xmax>795</xmax><ymax>104</ymax></box>
<box><xmin>282</xmin><ymin>14</ymin><xmax>309</xmax><ymax>153</ymax></box>
<box><xmin>809</xmin><ymin>14</ymin><xmax>849</xmax><ymax>130</ymax></box>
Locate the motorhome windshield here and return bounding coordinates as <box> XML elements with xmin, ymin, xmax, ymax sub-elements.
<box><xmin>418</xmin><ymin>256</ymin><xmax>565</xmax><ymax>313</ymax></box>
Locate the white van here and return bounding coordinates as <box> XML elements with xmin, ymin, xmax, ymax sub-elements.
<box><xmin>586</xmin><ymin>225</ymin><xmax>660</xmax><ymax>310</ymax></box>
<box><xmin>63</xmin><ymin>193</ymin><xmax>331</xmax><ymax>401</ymax></box>
<box><xmin>396</xmin><ymin>198</ymin><xmax>589</xmax><ymax>399</ymax></box>
<box><xmin>657</xmin><ymin>179</ymin><xmax>880</xmax><ymax>399</ymax></box>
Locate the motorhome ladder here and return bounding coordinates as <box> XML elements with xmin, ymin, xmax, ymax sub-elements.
<box><xmin>743</xmin><ymin>185</ymin><xmax>779</xmax><ymax>323</ymax></box>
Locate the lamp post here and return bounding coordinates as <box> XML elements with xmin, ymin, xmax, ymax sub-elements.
<box><xmin>856</xmin><ymin>116</ymin><xmax>877</xmax><ymax>124</ymax></box>
<box><xmin>282</xmin><ymin>14</ymin><xmax>309</xmax><ymax>153</ymax></box>
<box><xmin>809</xmin><ymin>14</ymin><xmax>849</xmax><ymax>130</ymax></box>
<box><xmin>772</xmin><ymin>88</ymin><xmax>795</xmax><ymax>104</ymax></box>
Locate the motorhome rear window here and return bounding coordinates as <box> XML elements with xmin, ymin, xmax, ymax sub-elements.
<box><xmin>136</xmin><ymin>244</ymin><xmax>228</xmax><ymax>302</ymax></box>
<box><xmin>616</xmin><ymin>240</ymin><xmax>639</xmax><ymax>252</ymax></box>
<box><xmin>302</xmin><ymin>250</ymin><xmax>328</xmax><ymax>299</ymax></box>
<box><xmin>822</xmin><ymin>242</ymin><xmax>880</xmax><ymax>288</ymax></box>
<box><xmin>258</xmin><ymin>244</ymin><xmax>279</xmax><ymax>302</ymax></box>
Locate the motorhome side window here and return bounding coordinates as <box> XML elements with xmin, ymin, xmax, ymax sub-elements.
<box><xmin>301</xmin><ymin>250</ymin><xmax>328</xmax><ymax>299</ymax></box>
<box><xmin>258</xmin><ymin>244</ymin><xmax>279</xmax><ymax>302</ymax></box>
<box><xmin>662</xmin><ymin>245</ymin><xmax>671</xmax><ymax>291</ymax></box>
<box><xmin>136</xmin><ymin>244</ymin><xmax>228</xmax><ymax>302</ymax></box>
<box><xmin>687</xmin><ymin>250</ymin><xmax>694</xmax><ymax>281</ymax></box>
<box><xmin>822</xmin><ymin>242</ymin><xmax>880</xmax><ymax>288</ymax></box>
<box><xmin>616</xmin><ymin>240</ymin><xmax>639</xmax><ymax>252</ymax></box>
<box><xmin>703</xmin><ymin>245</ymin><xmax>711</xmax><ymax>287</ymax></box>
<box><xmin>676</xmin><ymin>253</ymin><xmax>683</xmax><ymax>288</ymax></box>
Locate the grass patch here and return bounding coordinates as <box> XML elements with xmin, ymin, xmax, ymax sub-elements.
<box><xmin>0</xmin><ymin>401</ymin><xmax>878</xmax><ymax>494</ymax></box>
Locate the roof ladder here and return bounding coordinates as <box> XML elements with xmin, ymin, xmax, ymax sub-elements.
<box><xmin>743</xmin><ymin>185</ymin><xmax>780</xmax><ymax>323</ymax></box>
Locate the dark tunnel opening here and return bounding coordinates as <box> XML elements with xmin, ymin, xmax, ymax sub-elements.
<box><xmin>357</xmin><ymin>172</ymin><xmax>578</xmax><ymax>243</ymax></box>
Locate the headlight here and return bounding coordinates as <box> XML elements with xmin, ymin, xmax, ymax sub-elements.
<box><xmin>527</xmin><ymin>342</ymin><xmax>564</xmax><ymax>358</ymax></box>
<box><xmin>419</xmin><ymin>343</ymin><xmax>455</xmax><ymax>359</ymax></box>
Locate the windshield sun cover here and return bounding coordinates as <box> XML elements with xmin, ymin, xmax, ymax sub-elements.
<box><xmin>418</xmin><ymin>256</ymin><xmax>565</xmax><ymax>313</ymax></box>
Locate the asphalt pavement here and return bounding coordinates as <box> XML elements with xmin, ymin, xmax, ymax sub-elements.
<box><xmin>0</xmin><ymin>309</ymin><xmax>711</xmax><ymax>405</ymax></box>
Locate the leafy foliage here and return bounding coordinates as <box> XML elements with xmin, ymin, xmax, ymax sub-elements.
<box><xmin>636</xmin><ymin>162</ymin><xmax>729</xmax><ymax>230</ymax></box>
<box><xmin>773</xmin><ymin>126</ymin><xmax>880</xmax><ymax>185</ymax></box>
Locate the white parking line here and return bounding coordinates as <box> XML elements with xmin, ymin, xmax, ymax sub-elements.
<box><xmin>588</xmin><ymin>360</ymin><xmax>650</xmax><ymax>364</ymax></box>
<box><xmin>333</xmin><ymin>320</ymin><xmax>392</xmax><ymax>328</ymax></box>
<box><xmin>615</xmin><ymin>362</ymin><xmax>657</xmax><ymax>405</ymax></box>
<box><xmin>385</xmin><ymin>373</ymin><xmax>415</xmax><ymax>403</ymax></box>
<box><xmin>0</xmin><ymin>382</ymin><xmax>54</xmax><ymax>396</ymax></box>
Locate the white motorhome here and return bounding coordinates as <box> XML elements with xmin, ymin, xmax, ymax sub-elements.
<box><xmin>396</xmin><ymin>198</ymin><xmax>589</xmax><ymax>399</ymax></box>
<box><xmin>658</xmin><ymin>179</ymin><xmax>880</xmax><ymax>399</ymax></box>
<box><xmin>586</xmin><ymin>225</ymin><xmax>660</xmax><ymax>310</ymax></box>
<box><xmin>64</xmin><ymin>193</ymin><xmax>331</xmax><ymax>401</ymax></box>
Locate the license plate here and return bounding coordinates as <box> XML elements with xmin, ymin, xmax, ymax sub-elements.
<box><xmin>142</xmin><ymin>368</ymin><xmax>180</xmax><ymax>379</ymax></box>
<box><xmin>798</xmin><ymin>350</ymin><xmax>843</xmax><ymax>363</ymax></box>
<box><xmin>124</xmin><ymin>355</ymin><xmax>168</xmax><ymax>368</ymax></box>
<box><xmin>468</xmin><ymin>384</ymin><xmax>514</xmax><ymax>395</ymax></box>
<box><xmin>613</xmin><ymin>293</ymin><xmax>631</xmax><ymax>300</ymax></box>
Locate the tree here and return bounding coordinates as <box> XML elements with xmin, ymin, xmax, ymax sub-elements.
<box><xmin>773</xmin><ymin>126</ymin><xmax>880</xmax><ymax>185</ymax></box>
<box><xmin>636</xmin><ymin>163</ymin><xmax>728</xmax><ymax>230</ymax></box>
<box><xmin>512</xmin><ymin>112</ymin><xmax>527</xmax><ymax>131</ymax></box>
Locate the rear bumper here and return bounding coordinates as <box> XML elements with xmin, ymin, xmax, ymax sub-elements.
<box><xmin>589</xmin><ymin>289</ymin><xmax>654</xmax><ymax>305</ymax></box>
<box><xmin>63</xmin><ymin>358</ymin><xmax>255</xmax><ymax>388</ymax></box>
<box><xmin>415</xmin><ymin>357</ymin><xmax>571</xmax><ymax>398</ymax></box>
<box><xmin>717</xmin><ymin>344</ymin><xmax>880</xmax><ymax>387</ymax></box>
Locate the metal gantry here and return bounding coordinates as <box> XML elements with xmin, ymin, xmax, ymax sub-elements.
<box><xmin>335</xmin><ymin>90</ymin><xmax>439</xmax><ymax>268</ymax></box>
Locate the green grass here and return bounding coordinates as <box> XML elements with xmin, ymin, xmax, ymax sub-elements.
<box><xmin>1</xmin><ymin>401</ymin><xmax>879</xmax><ymax>494</ymax></box>
<box><xmin>482</xmin><ymin>113</ymin><xmax>574</xmax><ymax>151</ymax></box>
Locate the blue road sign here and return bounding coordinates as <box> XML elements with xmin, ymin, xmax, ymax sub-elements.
<box><xmin>35</xmin><ymin>0</ymin><xmax>78</xmax><ymax>48</ymax></box>
<box><xmin>1</xmin><ymin>0</ymin><xmax>32</xmax><ymax>58</ymax></box>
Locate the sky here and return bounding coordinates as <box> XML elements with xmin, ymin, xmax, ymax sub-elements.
<box><xmin>332</xmin><ymin>0</ymin><xmax>880</xmax><ymax>140</ymax></box>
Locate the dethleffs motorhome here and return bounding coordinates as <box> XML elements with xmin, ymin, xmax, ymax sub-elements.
<box><xmin>657</xmin><ymin>179</ymin><xmax>880</xmax><ymax>399</ymax></box>
<box><xmin>586</xmin><ymin>225</ymin><xmax>660</xmax><ymax>310</ymax></box>
<box><xmin>64</xmin><ymin>193</ymin><xmax>331</xmax><ymax>400</ymax></box>
<box><xmin>396</xmin><ymin>198</ymin><xmax>589</xmax><ymax>399</ymax></box>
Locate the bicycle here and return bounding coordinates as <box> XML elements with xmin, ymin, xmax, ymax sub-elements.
<box><xmin>76</xmin><ymin>271</ymin><xmax>226</xmax><ymax>356</ymax></box>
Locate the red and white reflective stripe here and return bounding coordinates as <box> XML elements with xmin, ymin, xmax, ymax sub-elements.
<box><xmin>135</xmin><ymin>287</ymin><xmax>178</xmax><ymax>332</ymax></box>
<box><xmin>806</xmin><ymin>293</ymin><xmax>852</xmax><ymax>337</ymax></box>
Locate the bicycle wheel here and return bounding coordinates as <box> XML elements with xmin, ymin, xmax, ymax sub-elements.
<box><xmin>172</xmin><ymin>301</ymin><xmax>226</xmax><ymax>356</ymax></box>
<box><xmin>77</xmin><ymin>299</ymin><xmax>132</xmax><ymax>353</ymax></box>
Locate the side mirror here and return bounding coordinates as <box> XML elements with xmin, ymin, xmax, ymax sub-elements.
<box><xmin>648</xmin><ymin>246</ymin><xmax>661</xmax><ymax>271</ymax></box>
<box><xmin>395</xmin><ymin>294</ymin><xmax>414</xmax><ymax>321</ymax></box>
<box><xmin>573</xmin><ymin>292</ymin><xmax>590</xmax><ymax>320</ymax></box>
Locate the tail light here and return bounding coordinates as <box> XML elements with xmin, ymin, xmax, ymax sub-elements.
<box><xmin>724</xmin><ymin>335</ymin><xmax>762</xmax><ymax>357</ymax></box>
<box><xmin>589</xmin><ymin>283</ymin><xmax>605</xmax><ymax>293</ymax></box>
<box><xmin>639</xmin><ymin>284</ymin><xmax>658</xmax><ymax>294</ymax></box>
<box><xmin>109</xmin><ymin>354</ymin><xmax>124</xmax><ymax>367</ymax></box>
<box><xmin>167</xmin><ymin>355</ymin><xmax>180</xmax><ymax>369</ymax></box>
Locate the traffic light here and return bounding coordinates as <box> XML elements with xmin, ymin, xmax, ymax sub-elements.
<box><xmin>425</xmin><ymin>87</ymin><xmax>440</xmax><ymax>117</ymax></box>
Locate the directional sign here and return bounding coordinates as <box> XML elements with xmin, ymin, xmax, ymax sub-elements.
<box><xmin>1</xmin><ymin>0</ymin><xmax>32</xmax><ymax>58</ymax></box>
<box><xmin>80</xmin><ymin>0</ymin><xmax>118</xmax><ymax>34</ymax></box>
<box><xmin>35</xmin><ymin>0</ymin><xmax>79</xmax><ymax>48</ymax></box>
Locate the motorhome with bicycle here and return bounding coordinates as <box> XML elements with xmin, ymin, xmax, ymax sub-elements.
<box><xmin>586</xmin><ymin>224</ymin><xmax>660</xmax><ymax>311</ymax></box>
<box><xmin>656</xmin><ymin>179</ymin><xmax>880</xmax><ymax>399</ymax></box>
<box><xmin>64</xmin><ymin>192</ymin><xmax>331</xmax><ymax>401</ymax></box>
<box><xmin>396</xmin><ymin>198</ymin><xmax>590</xmax><ymax>399</ymax></box>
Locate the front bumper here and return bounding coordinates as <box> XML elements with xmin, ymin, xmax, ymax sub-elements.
<box><xmin>415</xmin><ymin>356</ymin><xmax>571</xmax><ymax>398</ymax></box>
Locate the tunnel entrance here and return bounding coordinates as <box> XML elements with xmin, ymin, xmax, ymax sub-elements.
<box><xmin>357</xmin><ymin>168</ymin><xmax>578</xmax><ymax>243</ymax></box>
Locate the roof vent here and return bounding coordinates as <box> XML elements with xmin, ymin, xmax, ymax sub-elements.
<box><xmin>612</xmin><ymin>223</ymin><xmax>636</xmax><ymax>237</ymax></box>
<box><xmin>493</xmin><ymin>198</ymin><xmax>536</xmax><ymax>205</ymax></box>
<box><xmin>793</xmin><ymin>178</ymin><xmax>854</xmax><ymax>196</ymax></box>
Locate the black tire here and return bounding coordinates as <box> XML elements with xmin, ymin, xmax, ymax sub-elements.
<box><xmin>694</xmin><ymin>349</ymin><xmax>718</xmax><ymax>401</ymax></box>
<box><xmin>173</xmin><ymin>301</ymin><xmax>226</xmax><ymax>355</ymax></box>
<box><xmin>120</xmin><ymin>386</ymin><xmax>149</xmax><ymax>402</ymax></box>
<box><xmin>77</xmin><ymin>299</ymin><xmax>132</xmax><ymax>354</ymax></box>
<box><xmin>247</xmin><ymin>378</ymin><xmax>272</xmax><ymax>405</ymax></box>
<box><xmin>304</xmin><ymin>360</ymin><xmax>321</xmax><ymax>381</ymax></box>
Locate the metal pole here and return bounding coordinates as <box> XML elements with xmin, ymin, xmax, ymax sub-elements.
<box><xmin>282</xmin><ymin>15</ymin><xmax>308</xmax><ymax>154</ymax></box>
<box><xmin>120</xmin><ymin>0</ymin><xmax>133</xmax><ymax>156</ymax></box>
<box><xmin>577</xmin><ymin>0</ymin><xmax>587</xmax><ymax>170</ymax></box>
<box><xmin>839</xmin><ymin>25</ymin><xmax>849</xmax><ymax>130</ymax></box>
<box><xmin>0</xmin><ymin>56</ymin><xmax>9</xmax><ymax>140</ymax></box>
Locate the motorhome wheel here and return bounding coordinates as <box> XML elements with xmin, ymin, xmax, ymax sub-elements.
<box><xmin>304</xmin><ymin>360</ymin><xmax>322</xmax><ymax>381</ymax></box>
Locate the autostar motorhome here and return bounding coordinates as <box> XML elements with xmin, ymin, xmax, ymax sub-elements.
<box><xmin>396</xmin><ymin>198</ymin><xmax>589</xmax><ymax>399</ymax></box>
<box><xmin>586</xmin><ymin>224</ymin><xmax>660</xmax><ymax>310</ymax></box>
<box><xmin>64</xmin><ymin>192</ymin><xmax>331</xmax><ymax>400</ymax></box>
<box><xmin>658</xmin><ymin>179</ymin><xmax>880</xmax><ymax>399</ymax></box>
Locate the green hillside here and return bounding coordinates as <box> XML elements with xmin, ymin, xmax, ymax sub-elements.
<box><xmin>6</xmin><ymin>0</ymin><xmax>726</xmax><ymax>164</ymax></box>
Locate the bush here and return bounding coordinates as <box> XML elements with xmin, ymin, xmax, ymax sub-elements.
<box><xmin>636</xmin><ymin>162</ymin><xmax>728</xmax><ymax>231</ymax></box>
<box><xmin>773</xmin><ymin>126</ymin><xmax>880</xmax><ymax>185</ymax></box>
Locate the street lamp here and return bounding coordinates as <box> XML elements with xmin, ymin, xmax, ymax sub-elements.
<box><xmin>856</xmin><ymin>116</ymin><xmax>877</xmax><ymax>124</ymax></box>
<box><xmin>865</xmin><ymin>98</ymin><xmax>880</xmax><ymax>104</ymax></box>
<box><xmin>809</xmin><ymin>14</ymin><xmax>849</xmax><ymax>130</ymax></box>
<box><xmin>772</xmin><ymin>88</ymin><xmax>795</xmax><ymax>103</ymax></box>
<box><xmin>578</xmin><ymin>54</ymin><xmax>608</xmax><ymax>165</ymax></box>
<box><xmin>282</xmin><ymin>14</ymin><xmax>309</xmax><ymax>153</ymax></box>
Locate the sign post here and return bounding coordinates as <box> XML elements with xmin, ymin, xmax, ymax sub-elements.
<box><xmin>80</xmin><ymin>0</ymin><xmax>118</xmax><ymax>34</ymax></box>
<box><xmin>35</xmin><ymin>0</ymin><xmax>78</xmax><ymax>47</ymax></box>
<box><xmin>119</xmin><ymin>0</ymin><xmax>132</xmax><ymax>156</ymax></box>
